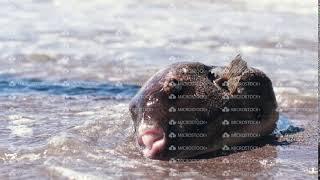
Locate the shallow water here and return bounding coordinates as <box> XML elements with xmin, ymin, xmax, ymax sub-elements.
<box><xmin>0</xmin><ymin>0</ymin><xmax>318</xmax><ymax>179</ymax></box>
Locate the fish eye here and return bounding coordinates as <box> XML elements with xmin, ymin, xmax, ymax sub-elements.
<box><xmin>168</xmin><ymin>79</ymin><xmax>178</xmax><ymax>87</ymax></box>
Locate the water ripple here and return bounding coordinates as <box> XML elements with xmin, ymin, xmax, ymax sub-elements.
<box><xmin>0</xmin><ymin>75</ymin><xmax>140</xmax><ymax>99</ymax></box>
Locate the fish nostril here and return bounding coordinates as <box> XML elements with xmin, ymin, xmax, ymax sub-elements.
<box><xmin>208</xmin><ymin>71</ymin><xmax>216</xmax><ymax>82</ymax></box>
<box><xmin>129</xmin><ymin>102</ymin><xmax>137</xmax><ymax>113</ymax></box>
<box><xmin>129</xmin><ymin>103</ymin><xmax>139</xmax><ymax>125</ymax></box>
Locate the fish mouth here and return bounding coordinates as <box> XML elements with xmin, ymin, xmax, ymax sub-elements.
<box><xmin>137</xmin><ymin>128</ymin><xmax>166</xmax><ymax>159</ymax></box>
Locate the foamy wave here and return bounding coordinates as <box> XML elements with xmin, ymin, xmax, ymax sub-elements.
<box><xmin>76</xmin><ymin>111</ymin><xmax>95</xmax><ymax>116</ymax></box>
<box><xmin>8</xmin><ymin>115</ymin><xmax>35</xmax><ymax>125</ymax></box>
<box><xmin>46</xmin><ymin>166</ymin><xmax>105</xmax><ymax>180</ymax></box>
<box><xmin>7</xmin><ymin>115</ymin><xmax>35</xmax><ymax>137</ymax></box>
<box><xmin>47</xmin><ymin>133</ymin><xmax>69</xmax><ymax>147</ymax></box>
<box><xmin>0</xmin><ymin>152</ymin><xmax>41</xmax><ymax>163</ymax></box>
<box><xmin>8</xmin><ymin>125</ymin><xmax>33</xmax><ymax>137</ymax></box>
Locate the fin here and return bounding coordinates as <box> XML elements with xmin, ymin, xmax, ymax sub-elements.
<box><xmin>223</xmin><ymin>54</ymin><xmax>248</xmax><ymax>79</ymax></box>
<box><xmin>222</xmin><ymin>55</ymin><xmax>249</xmax><ymax>94</ymax></box>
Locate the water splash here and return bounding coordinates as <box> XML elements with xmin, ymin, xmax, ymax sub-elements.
<box><xmin>273</xmin><ymin>115</ymin><xmax>304</xmax><ymax>136</ymax></box>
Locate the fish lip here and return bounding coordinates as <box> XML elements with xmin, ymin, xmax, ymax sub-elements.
<box><xmin>137</xmin><ymin>128</ymin><xmax>164</xmax><ymax>145</ymax></box>
<box><xmin>137</xmin><ymin>128</ymin><xmax>166</xmax><ymax>159</ymax></box>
